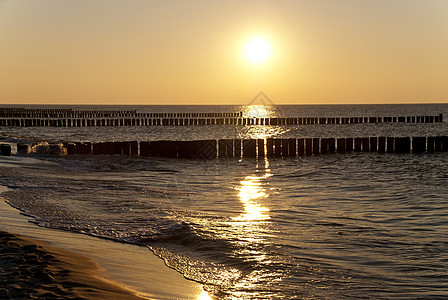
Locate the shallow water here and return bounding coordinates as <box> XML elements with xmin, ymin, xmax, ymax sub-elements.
<box><xmin>1</xmin><ymin>104</ymin><xmax>447</xmax><ymax>299</ymax></box>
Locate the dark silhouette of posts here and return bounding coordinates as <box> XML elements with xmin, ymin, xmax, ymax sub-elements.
<box><xmin>234</xmin><ymin>139</ymin><xmax>241</xmax><ymax>158</ymax></box>
<box><xmin>345</xmin><ymin>138</ymin><xmax>353</xmax><ymax>152</ymax></box>
<box><xmin>321</xmin><ymin>138</ymin><xmax>329</xmax><ymax>154</ymax></box>
<box><xmin>328</xmin><ymin>138</ymin><xmax>335</xmax><ymax>154</ymax></box>
<box><xmin>412</xmin><ymin>137</ymin><xmax>426</xmax><ymax>153</ymax></box>
<box><xmin>274</xmin><ymin>139</ymin><xmax>282</xmax><ymax>157</ymax></box>
<box><xmin>442</xmin><ymin>136</ymin><xmax>448</xmax><ymax>152</ymax></box>
<box><xmin>17</xmin><ymin>143</ymin><xmax>30</xmax><ymax>155</ymax></box>
<box><xmin>140</xmin><ymin>141</ymin><xmax>150</xmax><ymax>157</ymax></box>
<box><xmin>378</xmin><ymin>137</ymin><xmax>386</xmax><ymax>153</ymax></box>
<box><xmin>337</xmin><ymin>138</ymin><xmax>346</xmax><ymax>153</ymax></box>
<box><xmin>370</xmin><ymin>137</ymin><xmax>377</xmax><ymax>152</ymax></box>
<box><xmin>195</xmin><ymin>140</ymin><xmax>217</xmax><ymax>159</ymax></box>
<box><xmin>257</xmin><ymin>139</ymin><xmax>265</xmax><ymax>158</ymax></box>
<box><xmin>280</xmin><ymin>139</ymin><xmax>288</xmax><ymax>157</ymax></box>
<box><xmin>387</xmin><ymin>137</ymin><xmax>394</xmax><ymax>153</ymax></box>
<box><xmin>298</xmin><ymin>139</ymin><xmax>305</xmax><ymax>156</ymax></box>
<box><xmin>266</xmin><ymin>139</ymin><xmax>274</xmax><ymax>158</ymax></box>
<box><xmin>158</xmin><ymin>141</ymin><xmax>177</xmax><ymax>158</ymax></box>
<box><xmin>354</xmin><ymin>138</ymin><xmax>362</xmax><ymax>152</ymax></box>
<box><xmin>219</xmin><ymin>139</ymin><xmax>233</xmax><ymax>158</ymax></box>
<box><xmin>361</xmin><ymin>138</ymin><xmax>369</xmax><ymax>152</ymax></box>
<box><xmin>177</xmin><ymin>141</ymin><xmax>191</xmax><ymax>158</ymax></box>
<box><xmin>149</xmin><ymin>141</ymin><xmax>160</xmax><ymax>157</ymax></box>
<box><xmin>305</xmin><ymin>139</ymin><xmax>312</xmax><ymax>156</ymax></box>
<box><xmin>130</xmin><ymin>141</ymin><xmax>138</xmax><ymax>155</ymax></box>
<box><xmin>435</xmin><ymin>137</ymin><xmax>442</xmax><ymax>152</ymax></box>
<box><xmin>313</xmin><ymin>138</ymin><xmax>320</xmax><ymax>155</ymax></box>
<box><xmin>122</xmin><ymin>142</ymin><xmax>131</xmax><ymax>155</ymax></box>
<box><xmin>243</xmin><ymin>139</ymin><xmax>256</xmax><ymax>158</ymax></box>
<box><xmin>93</xmin><ymin>142</ymin><xmax>104</xmax><ymax>155</ymax></box>
<box><xmin>0</xmin><ymin>144</ymin><xmax>11</xmax><ymax>156</ymax></box>
<box><xmin>395</xmin><ymin>137</ymin><xmax>410</xmax><ymax>153</ymax></box>
<box><xmin>287</xmin><ymin>139</ymin><xmax>296</xmax><ymax>156</ymax></box>
<box><xmin>427</xmin><ymin>137</ymin><xmax>435</xmax><ymax>153</ymax></box>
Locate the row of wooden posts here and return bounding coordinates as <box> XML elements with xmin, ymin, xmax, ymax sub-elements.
<box><xmin>0</xmin><ymin>108</ymin><xmax>242</xmax><ymax>119</ymax></box>
<box><xmin>0</xmin><ymin>114</ymin><xmax>443</xmax><ymax>127</ymax></box>
<box><xmin>8</xmin><ymin>136</ymin><xmax>446</xmax><ymax>159</ymax></box>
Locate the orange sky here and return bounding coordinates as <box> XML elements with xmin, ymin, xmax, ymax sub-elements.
<box><xmin>1</xmin><ymin>0</ymin><xmax>447</xmax><ymax>105</ymax></box>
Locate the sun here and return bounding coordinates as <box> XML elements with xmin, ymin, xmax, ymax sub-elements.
<box><xmin>245</xmin><ymin>37</ymin><xmax>271</xmax><ymax>63</ymax></box>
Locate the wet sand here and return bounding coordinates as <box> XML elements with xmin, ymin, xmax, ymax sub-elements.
<box><xmin>0</xmin><ymin>155</ymin><xmax>210</xmax><ymax>300</ymax></box>
<box><xmin>0</xmin><ymin>230</ymin><xmax>145</xmax><ymax>299</ymax></box>
<box><xmin>0</xmin><ymin>197</ymin><xmax>209</xmax><ymax>300</ymax></box>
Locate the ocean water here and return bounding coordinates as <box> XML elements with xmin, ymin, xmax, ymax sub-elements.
<box><xmin>1</xmin><ymin>104</ymin><xmax>448</xmax><ymax>299</ymax></box>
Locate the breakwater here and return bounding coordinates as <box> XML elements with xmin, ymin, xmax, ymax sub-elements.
<box><xmin>4</xmin><ymin>136</ymin><xmax>447</xmax><ymax>158</ymax></box>
<box><xmin>0</xmin><ymin>108</ymin><xmax>443</xmax><ymax>126</ymax></box>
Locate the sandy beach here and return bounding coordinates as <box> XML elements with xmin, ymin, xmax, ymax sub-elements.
<box><xmin>0</xmin><ymin>230</ymin><xmax>146</xmax><ymax>299</ymax></box>
<box><xmin>0</xmin><ymin>156</ymin><xmax>210</xmax><ymax>300</ymax></box>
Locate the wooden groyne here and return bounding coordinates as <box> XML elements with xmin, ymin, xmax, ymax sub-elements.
<box><xmin>8</xmin><ymin>136</ymin><xmax>445</xmax><ymax>158</ymax></box>
<box><xmin>0</xmin><ymin>108</ymin><xmax>443</xmax><ymax>127</ymax></box>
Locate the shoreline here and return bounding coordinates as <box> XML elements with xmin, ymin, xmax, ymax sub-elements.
<box><xmin>0</xmin><ymin>230</ymin><xmax>146</xmax><ymax>299</ymax></box>
<box><xmin>0</xmin><ymin>154</ymin><xmax>210</xmax><ymax>300</ymax></box>
<box><xmin>0</xmin><ymin>197</ymin><xmax>209</xmax><ymax>299</ymax></box>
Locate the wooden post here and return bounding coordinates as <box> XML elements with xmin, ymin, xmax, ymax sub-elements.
<box><xmin>196</xmin><ymin>140</ymin><xmax>216</xmax><ymax>159</ymax></box>
<box><xmin>287</xmin><ymin>139</ymin><xmax>296</xmax><ymax>156</ymax></box>
<box><xmin>0</xmin><ymin>144</ymin><xmax>11</xmax><ymax>156</ymax></box>
<box><xmin>158</xmin><ymin>141</ymin><xmax>176</xmax><ymax>158</ymax></box>
<box><xmin>149</xmin><ymin>141</ymin><xmax>160</xmax><ymax>157</ymax></box>
<box><xmin>313</xmin><ymin>138</ymin><xmax>319</xmax><ymax>155</ymax></box>
<box><xmin>395</xmin><ymin>137</ymin><xmax>410</xmax><ymax>153</ymax></box>
<box><xmin>328</xmin><ymin>138</ymin><xmax>335</xmax><ymax>154</ymax></box>
<box><xmin>281</xmin><ymin>139</ymin><xmax>289</xmax><ymax>157</ymax></box>
<box><xmin>113</xmin><ymin>142</ymin><xmax>123</xmax><ymax>155</ymax></box>
<box><xmin>243</xmin><ymin>139</ymin><xmax>256</xmax><ymax>158</ymax></box>
<box><xmin>177</xmin><ymin>141</ymin><xmax>191</xmax><ymax>159</ymax></box>
<box><xmin>370</xmin><ymin>137</ymin><xmax>378</xmax><ymax>152</ymax></box>
<box><xmin>412</xmin><ymin>137</ymin><xmax>426</xmax><ymax>153</ymax></box>
<box><xmin>234</xmin><ymin>139</ymin><xmax>241</xmax><ymax>158</ymax></box>
<box><xmin>140</xmin><ymin>141</ymin><xmax>150</xmax><ymax>157</ymax></box>
<box><xmin>337</xmin><ymin>138</ymin><xmax>346</xmax><ymax>153</ymax></box>
<box><xmin>93</xmin><ymin>143</ymin><xmax>103</xmax><ymax>155</ymax></box>
<box><xmin>219</xmin><ymin>139</ymin><xmax>233</xmax><ymax>158</ymax></box>
<box><xmin>295</xmin><ymin>139</ymin><xmax>303</xmax><ymax>156</ymax></box>
<box><xmin>427</xmin><ymin>137</ymin><xmax>435</xmax><ymax>153</ymax></box>
<box><xmin>386</xmin><ymin>137</ymin><xmax>394</xmax><ymax>153</ymax></box>
<box><xmin>378</xmin><ymin>137</ymin><xmax>386</xmax><ymax>153</ymax></box>
<box><xmin>65</xmin><ymin>143</ymin><xmax>76</xmax><ymax>155</ymax></box>
<box><xmin>266</xmin><ymin>138</ymin><xmax>274</xmax><ymax>158</ymax></box>
<box><xmin>321</xmin><ymin>138</ymin><xmax>329</xmax><ymax>154</ymax></box>
<box><xmin>354</xmin><ymin>138</ymin><xmax>362</xmax><ymax>152</ymax></box>
<box><xmin>130</xmin><ymin>141</ymin><xmax>138</xmax><ymax>155</ymax></box>
<box><xmin>122</xmin><ymin>142</ymin><xmax>131</xmax><ymax>155</ymax></box>
<box><xmin>305</xmin><ymin>138</ymin><xmax>313</xmax><ymax>156</ymax></box>
<box><xmin>345</xmin><ymin>138</ymin><xmax>353</xmax><ymax>152</ymax></box>
<box><xmin>274</xmin><ymin>139</ymin><xmax>282</xmax><ymax>157</ymax></box>
<box><xmin>362</xmin><ymin>138</ymin><xmax>370</xmax><ymax>152</ymax></box>
<box><xmin>257</xmin><ymin>139</ymin><xmax>265</xmax><ymax>158</ymax></box>
<box><xmin>435</xmin><ymin>137</ymin><xmax>442</xmax><ymax>152</ymax></box>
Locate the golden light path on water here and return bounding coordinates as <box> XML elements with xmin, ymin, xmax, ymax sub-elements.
<box><xmin>241</xmin><ymin>104</ymin><xmax>289</xmax><ymax>140</ymax></box>
<box><xmin>197</xmin><ymin>290</ymin><xmax>213</xmax><ymax>300</ymax></box>
<box><xmin>204</xmin><ymin>105</ymin><xmax>283</xmax><ymax>298</ymax></box>
<box><xmin>242</xmin><ymin>105</ymin><xmax>272</xmax><ymax>118</ymax></box>
<box><xmin>233</xmin><ymin>171</ymin><xmax>271</xmax><ymax>222</ymax></box>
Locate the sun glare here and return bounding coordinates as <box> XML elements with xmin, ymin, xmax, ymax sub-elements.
<box><xmin>245</xmin><ymin>38</ymin><xmax>271</xmax><ymax>63</ymax></box>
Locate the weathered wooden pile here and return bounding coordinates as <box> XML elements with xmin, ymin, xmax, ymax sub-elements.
<box><xmin>0</xmin><ymin>108</ymin><xmax>443</xmax><ymax>127</ymax></box>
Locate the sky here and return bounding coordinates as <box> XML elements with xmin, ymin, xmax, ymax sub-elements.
<box><xmin>1</xmin><ymin>0</ymin><xmax>448</xmax><ymax>105</ymax></box>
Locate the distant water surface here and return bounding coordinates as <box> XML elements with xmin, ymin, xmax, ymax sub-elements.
<box><xmin>1</xmin><ymin>104</ymin><xmax>447</xmax><ymax>299</ymax></box>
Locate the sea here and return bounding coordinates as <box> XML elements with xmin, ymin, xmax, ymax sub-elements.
<box><xmin>1</xmin><ymin>104</ymin><xmax>447</xmax><ymax>299</ymax></box>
